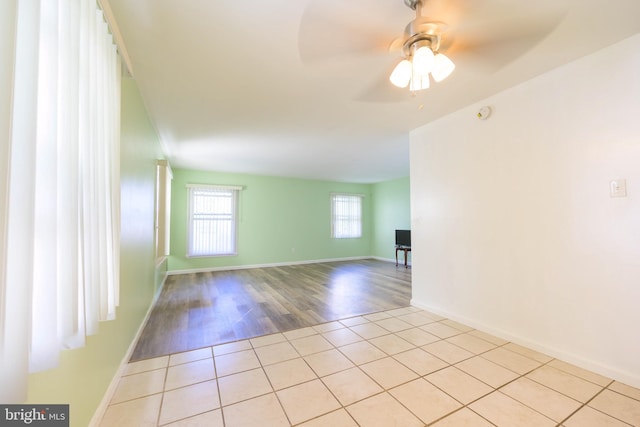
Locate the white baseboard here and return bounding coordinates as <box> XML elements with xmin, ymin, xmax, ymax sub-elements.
<box><xmin>167</xmin><ymin>256</ymin><xmax>372</xmax><ymax>275</ymax></box>
<box><xmin>88</xmin><ymin>271</ymin><xmax>169</xmax><ymax>427</ymax></box>
<box><xmin>410</xmin><ymin>299</ymin><xmax>640</xmax><ymax>389</ymax></box>
<box><xmin>371</xmin><ymin>255</ymin><xmax>411</xmax><ymax>267</ymax></box>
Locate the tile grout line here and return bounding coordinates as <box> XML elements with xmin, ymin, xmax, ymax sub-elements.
<box><xmin>289</xmin><ymin>317</ymin><xmax>480</xmax><ymax>425</ymax></box>
<box><xmin>103</xmin><ymin>307</ymin><xmax>638</xmax><ymax>427</ymax></box>
<box><xmin>341</xmin><ymin>317</ymin><xmax>498</xmax><ymax>426</ymax></box>
<box><xmin>209</xmin><ymin>346</ymin><xmax>227</xmax><ymax>427</ymax></box>
<box><xmin>333</xmin><ymin>317</ymin><xmax>575</xmax><ymax>426</ymax></box>
<box><xmin>253</xmin><ymin>337</ymin><xmax>298</xmax><ymax>426</ymax></box>
<box><xmin>155</xmin><ymin>359</ymin><xmax>168</xmax><ymax>427</ymax></box>
<box><xmin>138</xmin><ymin>318</ymin><xmax>518</xmax><ymax>424</ymax></box>
<box><xmin>555</xmin><ymin>380</ymin><xmax>634</xmax><ymax>427</ymax></box>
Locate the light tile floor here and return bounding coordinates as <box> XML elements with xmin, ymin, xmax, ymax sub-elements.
<box><xmin>99</xmin><ymin>307</ymin><xmax>640</xmax><ymax>426</ymax></box>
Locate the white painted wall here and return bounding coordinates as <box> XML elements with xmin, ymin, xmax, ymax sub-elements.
<box><xmin>410</xmin><ymin>34</ymin><xmax>640</xmax><ymax>387</ymax></box>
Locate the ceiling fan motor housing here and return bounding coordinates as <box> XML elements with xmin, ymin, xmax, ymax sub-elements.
<box><xmin>404</xmin><ymin>0</ymin><xmax>421</xmax><ymax>10</ymax></box>
<box><xmin>403</xmin><ymin>36</ymin><xmax>436</xmax><ymax>59</ymax></box>
<box><xmin>403</xmin><ymin>21</ymin><xmax>445</xmax><ymax>56</ymax></box>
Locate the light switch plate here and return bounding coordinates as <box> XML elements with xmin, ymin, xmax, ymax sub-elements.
<box><xmin>610</xmin><ymin>179</ymin><xmax>627</xmax><ymax>198</ymax></box>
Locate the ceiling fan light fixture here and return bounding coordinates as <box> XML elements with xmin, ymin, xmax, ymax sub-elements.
<box><xmin>411</xmin><ymin>44</ymin><xmax>435</xmax><ymax>75</ymax></box>
<box><xmin>431</xmin><ymin>53</ymin><xmax>455</xmax><ymax>82</ymax></box>
<box><xmin>389</xmin><ymin>59</ymin><xmax>412</xmax><ymax>88</ymax></box>
<box><xmin>410</xmin><ymin>73</ymin><xmax>429</xmax><ymax>91</ymax></box>
<box><xmin>387</xmin><ymin>0</ymin><xmax>456</xmax><ymax>94</ymax></box>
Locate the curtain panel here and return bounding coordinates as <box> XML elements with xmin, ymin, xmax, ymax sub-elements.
<box><xmin>0</xmin><ymin>0</ymin><xmax>121</xmax><ymax>403</ymax></box>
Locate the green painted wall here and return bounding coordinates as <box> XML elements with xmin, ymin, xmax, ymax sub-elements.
<box><xmin>26</xmin><ymin>79</ymin><xmax>163</xmax><ymax>426</ymax></box>
<box><xmin>169</xmin><ymin>170</ymin><xmax>374</xmax><ymax>272</ymax></box>
<box><xmin>371</xmin><ymin>176</ymin><xmax>411</xmax><ymax>261</ymax></box>
<box><xmin>20</xmin><ymin>71</ymin><xmax>409</xmax><ymax>425</ymax></box>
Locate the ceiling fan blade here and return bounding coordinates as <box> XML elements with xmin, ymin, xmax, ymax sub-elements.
<box><xmin>302</xmin><ymin>0</ymin><xmax>567</xmax><ymax>104</ymax></box>
<box><xmin>416</xmin><ymin>0</ymin><xmax>475</xmax><ymax>28</ymax></box>
<box><xmin>442</xmin><ymin>5</ymin><xmax>567</xmax><ymax>72</ymax></box>
<box><xmin>356</xmin><ymin>77</ymin><xmax>407</xmax><ymax>103</ymax></box>
<box><xmin>298</xmin><ymin>0</ymin><xmax>406</xmax><ymax>63</ymax></box>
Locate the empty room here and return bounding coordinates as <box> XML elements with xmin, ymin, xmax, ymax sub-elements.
<box><xmin>1</xmin><ymin>0</ymin><xmax>639</xmax><ymax>426</ymax></box>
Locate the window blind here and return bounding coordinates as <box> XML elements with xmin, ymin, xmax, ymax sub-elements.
<box><xmin>331</xmin><ymin>193</ymin><xmax>363</xmax><ymax>238</ymax></box>
<box><xmin>187</xmin><ymin>186</ymin><xmax>240</xmax><ymax>256</ymax></box>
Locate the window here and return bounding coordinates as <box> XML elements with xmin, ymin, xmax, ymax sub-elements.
<box><xmin>155</xmin><ymin>160</ymin><xmax>172</xmax><ymax>261</ymax></box>
<box><xmin>331</xmin><ymin>193</ymin><xmax>363</xmax><ymax>238</ymax></box>
<box><xmin>187</xmin><ymin>185</ymin><xmax>241</xmax><ymax>256</ymax></box>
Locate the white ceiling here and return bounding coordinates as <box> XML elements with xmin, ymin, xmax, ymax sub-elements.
<box><xmin>105</xmin><ymin>0</ymin><xmax>640</xmax><ymax>183</ymax></box>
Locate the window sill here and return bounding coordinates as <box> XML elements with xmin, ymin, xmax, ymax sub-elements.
<box><xmin>185</xmin><ymin>253</ymin><xmax>238</xmax><ymax>258</ymax></box>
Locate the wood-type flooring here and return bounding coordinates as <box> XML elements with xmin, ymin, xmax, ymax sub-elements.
<box><xmin>131</xmin><ymin>259</ymin><xmax>411</xmax><ymax>361</ymax></box>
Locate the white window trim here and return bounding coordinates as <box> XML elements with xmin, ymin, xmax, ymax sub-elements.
<box><xmin>186</xmin><ymin>184</ymin><xmax>243</xmax><ymax>257</ymax></box>
<box><xmin>155</xmin><ymin>160</ymin><xmax>172</xmax><ymax>264</ymax></box>
<box><xmin>186</xmin><ymin>183</ymin><xmax>244</xmax><ymax>191</ymax></box>
<box><xmin>331</xmin><ymin>192</ymin><xmax>364</xmax><ymax>239</ymax></box>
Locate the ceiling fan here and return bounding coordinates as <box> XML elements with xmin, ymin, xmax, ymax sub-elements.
<box><xmin>388</xmin><ymin>0</ymin><xmax>456</xmax><ymax>91</ymax></box>
<box><xmin>298</xmin><ymin>0</ymin><xmax>566</xmax><ymax>101</ymax></box>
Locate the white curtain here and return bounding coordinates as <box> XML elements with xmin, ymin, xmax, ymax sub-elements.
<box><xmin>0</xmin><ymin>0</ymin><xmax>121</xmax><ymax>403</ymax></box>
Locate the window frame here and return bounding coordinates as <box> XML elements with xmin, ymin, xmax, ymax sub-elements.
<box><xmin>330</xmin><ymin>193</ymin><xmax>364</xmax><ymax>239</ymax></box>
<box><xmin>186</xmin><ymin>184</ymin><xmax>242</xmax><ymax>257</ymax></box>
<box><xmin>155</xmin><ymin>160</ymin><xmax>172</xmax><ymax>263</ymax></box>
